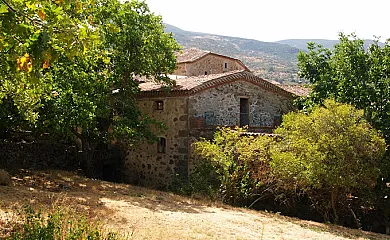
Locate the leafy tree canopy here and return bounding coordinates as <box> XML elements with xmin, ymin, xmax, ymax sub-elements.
<box><xmin>297</xmin><ymin>33</ymin><xmax>390</xmax><ymax>142</ymax></box>
<box><xmin>1</xmin><ymin>0</ymin><xmax>179</xmax><ymax>133</ymax></box>
<box><xmin>1</xmin><ymin>0</ymin><xmax>180</xmax><ymax>175</ymax></box>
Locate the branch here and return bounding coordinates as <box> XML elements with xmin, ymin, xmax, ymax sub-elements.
<box><xmin>1</xmin><ymin>0</ymin><xmax>43</xmax><ymax>26</ymax></box>
<box><xmin>1</xmin><ymin>0</ymin><xmax>17</xmax><ymax>14</ymax></box>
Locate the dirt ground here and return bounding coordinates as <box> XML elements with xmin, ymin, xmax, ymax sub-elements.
<box><xmin>0</xmin><ymin>169</ymin><xmax>388</xmax><ymax>240</ymax></box>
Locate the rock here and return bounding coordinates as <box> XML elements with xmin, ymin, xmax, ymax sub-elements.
<box><xmin>0</xmin><ymin>169</ymin><xmax>11</xmax><ymax>186</ymax></box>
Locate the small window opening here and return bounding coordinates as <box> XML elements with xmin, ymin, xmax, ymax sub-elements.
<box><xmin>205</xmin><ymin>71</ymin><xmax>208</xmax><ymax>75</ymax></box>
<box><xmin>155</xmin><ymin>101</ymin><xmax>164</xmax><ymax>110</ymax></box>
<box><xmin>224</xmin><ymin>62</ymin><xmax>228</xmax><ymax>69</ymax></box>
<box><xmin>240</xmin><ymin>98</ymin><xmax>249</xmax><ymax>127</ymax></box>
<box><xmin>157</xmin><ymin>137</ymin><xmax>166</xmax><ymax>153</ymax></box>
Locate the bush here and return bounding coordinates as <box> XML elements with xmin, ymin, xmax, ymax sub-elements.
<box><xmin>8</xmin><ymin>206</ymin><xmax>123</xmax><ymax>240</ymax></box>
<box><xmin>270</xmin><ymin>99</ymin><xmax>387</xmax><ymax>223</ymax></box>
<box><xmin>191</xmin><ymin>127</ymin><xmax>275</xmax><ymax>205</ymax></box>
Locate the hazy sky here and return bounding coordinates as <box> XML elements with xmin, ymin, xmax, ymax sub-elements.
<box><xmin>145</xmin><ymin>0</ymin><xmax>389</xmax><ymax>42</ymax></box>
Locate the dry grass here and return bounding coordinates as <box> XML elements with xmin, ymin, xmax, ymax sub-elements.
<box><xmin>0</xmin><ymin>169</ymin><xmax>388</xmax><ymax>240</ymax></box>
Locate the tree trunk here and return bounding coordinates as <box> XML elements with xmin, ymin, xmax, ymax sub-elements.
<box><xmin>331</xmin><ymin>187</ymin><xmax>339</xmax><ymax>224</ymax></box>
<box><xmin>72</xmin><ymin>129</ymin><xmax>98</xmax><ymax>178</ymax></box>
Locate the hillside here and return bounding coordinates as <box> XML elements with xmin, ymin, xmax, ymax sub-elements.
<box><xmin>164</xmin><ymin>24</ymin><xmax>301</xmax><ymax>84</ymax></box>
<box><xmin>165</xmin><ymin>24</ymin><xmax>385</xmax><ymax>84</ymax></box>
<box><xmin>0</xmin><ymin>169</ymin><xmax>388</xmax><ymax>239</ymax></box>
<box><xmin>276</xmin><ymin>39</ymin><xmax>339</xmax><ymax>50</ymax></box>
<box><xmin>277</xmin><ymin>39</ymin><xmax>385</xmax><ymax>51</ymax></box>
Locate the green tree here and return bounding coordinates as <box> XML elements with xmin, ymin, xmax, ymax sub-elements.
<box><xmin>297</xmin><ymin>33</ymin><xmax>390</xmax><ymax>142</ymax></box>
<box><xmin>271</xmin><ymin>99</ymin><xmax>386</xmax><ymax>223</ymax></box>
<box><xmin>1</xmin><ymin>0</ymin><xmax>180</xmax><ymax>176</ymax></box>
<box><xmin>1</xmin><ymin>0</ymin><xmax>101</xmax><ymax>121</ymax></box>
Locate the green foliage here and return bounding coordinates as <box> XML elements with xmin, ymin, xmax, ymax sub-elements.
<box><xmin>1</xmin><ymin>0</ymin><xmax>180</xmax><ymax>170</ymax></box>
<box><xmin>298</xmin><ymin>33</ymin><xmax>390</xmax><ymax>142</ymax></box>
<box><xmin>271</xmin><ymin>99</ymin><xmax>386</xmax><ymax>222</ymax></box>
<box><xmin>1</xmin><ymin>0</ymin><xmax>101</xmax><ymax>121</ymax></box>
<box><xmin>170</xmin><ymin>160</ymin><xmax>220</xmax><ymax>199</ymax></box>
<box><xmin>192</xmin><ymin>127</ymin><xmax>274</xmax><ymax>205</ymax></box>
<box><xmin>9</xmin><ymin>206</ymin><xmax>122</xmax><ymax>240</ymax></box>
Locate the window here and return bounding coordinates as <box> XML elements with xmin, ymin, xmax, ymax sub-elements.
<box><xmin>205</xmin><ymin>71</ymin><xmax>208</xmax><ymax>75</ymax></box>
<box><xmin>157</xmin><ymin>137</ymin><xmax>166</xmax><ymax>153</ymax></box>
<box><xmin>155</xmin><ymin>100</ymin><xmax>164</xmax><ymax>110</ymax></box>
<box><xmin>224</xmin><ymin>62</ymin><xmax>228</xmax><ymax>69</ymax></box>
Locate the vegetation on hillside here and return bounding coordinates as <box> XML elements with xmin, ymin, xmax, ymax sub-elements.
<box><xmin>190</xmin><ymin>101</ymin><xmax>386</xmax><ymax>229</ymax></box>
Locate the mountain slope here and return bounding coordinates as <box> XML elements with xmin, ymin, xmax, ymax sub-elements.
<box><xmin>276</xmin><ymin>39</ymin><xmax>339</xmax><ymax>50</ymax></box>
<box><xmin>277</xmin><ymin>39</ymin><xmax>385</xmax><ymax>51</ymax></box>
<box><xmin>164</xmin><ymin>24</ymin><xmax>301</xmax><ymax>83</ymax></box>
<box><xmin>165</xmin><ymin>24</ymin><xmax>385</xmax><ymax>84</ymax></box>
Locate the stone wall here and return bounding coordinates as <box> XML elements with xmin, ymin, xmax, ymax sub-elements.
<box><xmin>188</xmin><ymin>80</ymin><xmax>294</xmax><ymax>128</ymax></box>
<box><xmin>0</xmin><ymin>140</ymin><xmax>79</xmax><ymax>170</ymax></box>
<box><xmin>174</xmin><ymin>55</ymin><xmax>245</xmax><ymax>76</ymax></box>
<box><xmin>124</xmin><ymin>96</ymin><xmax>189</xmax><ymax>187</ymax></box>
<box><xmin>187</xmin><ymin>80</ymin><xmax>294</xmax><ymax>173</ymax></box>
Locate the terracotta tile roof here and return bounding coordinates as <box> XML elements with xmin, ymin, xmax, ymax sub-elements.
<box><xmin>139</xmin><ymin>71</ymin><xmax>241</xmax><ymax>92</ymax></box>
<box><xmin>138</xmin><ymin>70</ymin><xmax>298</xmax><ymax>98</ymax></box>
<box><xmin>278</xmin><ymin>84</ymin><xmax>311</xmax><ymax>97</ymax></box>
<box><xmin>175</xmin><ymin>48</ymin><xmax>209</xmax><ymax>63</ymax></box>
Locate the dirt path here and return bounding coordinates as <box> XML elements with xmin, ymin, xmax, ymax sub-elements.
<box><xmin>101</xmin><ymin>197</ymin><xmax>370</xmax><ymax>240</ymax></box>
<box><xmin>0</xmin><ymin>170</ymin><xmax>387</xmax><ymax>240</ymax></box>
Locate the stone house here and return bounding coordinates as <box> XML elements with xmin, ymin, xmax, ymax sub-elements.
<box><xmin>123</xmin><ymin>49</ymin><xmax>298</xmax><ymax>187</ymax></box>
<box><xmin>173</xmin><ymin>48</ymin><xmax>249</xmax><ymax>76</ymax></box>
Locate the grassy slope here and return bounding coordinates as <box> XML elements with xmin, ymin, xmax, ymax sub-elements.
<box><xmin>0</xmin><ymin>169</ymin><xmax>388</xmax><ymax>240</ymax></box>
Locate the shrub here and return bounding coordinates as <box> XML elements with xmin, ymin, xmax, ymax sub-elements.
<box><xmin>192</xmin><ymin>127</ymin><xmax>275</xmax><ymax>205</ymax></box>
<box><xmin>8</xmin><ymin>206</ymin><xmax>123</xmax><ymax>240</ymax></box>
<box><xmin>270</xmin><ymin>99</ymin><xmax>387</xmax><ymax>223</ymax></box>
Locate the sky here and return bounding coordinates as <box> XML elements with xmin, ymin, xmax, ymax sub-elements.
<box><xmin>145</xmin><ymin>0</ymin><xmax>389</xmax><ymax>42</ymax></box>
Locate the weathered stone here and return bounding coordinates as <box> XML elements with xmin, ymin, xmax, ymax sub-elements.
<box><xmin>178</xmin><ymin>148</ymin><xmax>187</xmax><ymax>154</ymax></box>
<box><xmin>173</xmin><ymin>50</ymin><xmax>246</xmax><ymax>76</ymax></box>
<box><xmin>178</xmin><ymin>130</ymin><xmax>188</xmax><ymax>137</ymax></box>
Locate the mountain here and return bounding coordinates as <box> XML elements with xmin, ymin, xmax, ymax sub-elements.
<box><xmin>164</xmin><ymin>24</ymin><xmax>384</xmax><ymax>84</ymax></box>
<box><xmin>164</xmin><ymin>24</ymin><xmax>301</xmax><ymax>84</ymax></box>
<box><xmin>277</xmin><ymin>39</ymin><xmax>385</xmax><ymax>51</ymax></box>
<box><xmin>276</xmin><ymin>39</ymin><xmax>339</xmax><ymax>50</ymax></box>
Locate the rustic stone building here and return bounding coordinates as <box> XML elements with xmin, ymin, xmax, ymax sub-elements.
<box><xmin>173</xmin><ymin>48</ymin><xmax>249</xmax><ymax>76</ymax></box>
<box><xmin>124</xmin><ymin>58</ymin><xmax>298</xmax><ymax>186</ymax></box>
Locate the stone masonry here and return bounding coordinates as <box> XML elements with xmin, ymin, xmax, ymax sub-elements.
<box><xmin>124</xmin><ymin>97</ymin><xmax>190</xmax><ymax>187</ymax></box>
<box><xmin>175</xmin><ymin>54</ymin><xmax>246</xmax><ymax>76</ymax></box>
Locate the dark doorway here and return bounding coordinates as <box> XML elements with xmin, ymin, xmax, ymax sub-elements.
<box><xmin>240</xmin><ymin>98</ymin><xmax>249</xmax><ymax>127</ymax></box>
